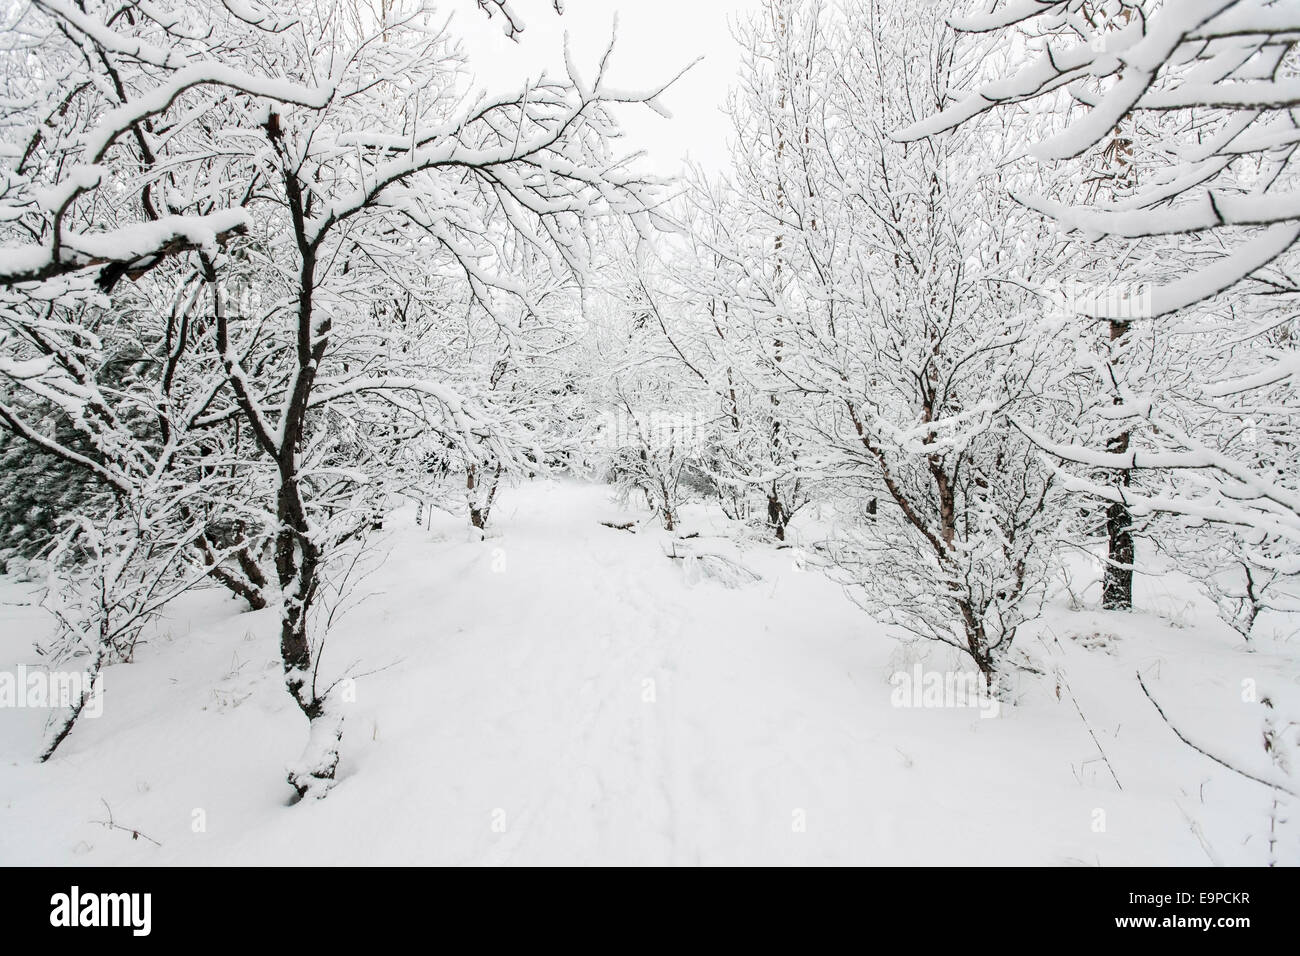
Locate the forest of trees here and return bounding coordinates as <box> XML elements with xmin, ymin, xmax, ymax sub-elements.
<box><xmin>1</xmin><ymin>0</ymin><xmax>1296</xmax><ymax>799</ymax></box>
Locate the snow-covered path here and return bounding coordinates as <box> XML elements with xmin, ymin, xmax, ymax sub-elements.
<box><xmin>1</xmin><ymin>480</ymin><xmax>1294</xmax><ymax>865</ymax></box>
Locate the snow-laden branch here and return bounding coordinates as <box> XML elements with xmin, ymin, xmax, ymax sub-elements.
<box><xmin>898</xmin><ymin>0</ymin><xmax>1300</xmax><ymax>314</ymax></box>
<box><xmin>0</xmin><ymin>211</ymin><xmax>249</xmax><ymax>288</ymax></box>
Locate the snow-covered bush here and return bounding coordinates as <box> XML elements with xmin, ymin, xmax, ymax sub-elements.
<box><xmin>682</xmin><ymin>0</ymin><xmax>1068</xmax><ymax>677</ymax></box>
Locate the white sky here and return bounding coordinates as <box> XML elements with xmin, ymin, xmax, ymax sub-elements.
<box><xmin>447</xmin><ymin>0</ymin><xmax>762</xmax><ymax>176</ymax></box>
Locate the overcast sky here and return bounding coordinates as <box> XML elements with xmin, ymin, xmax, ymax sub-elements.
<box><xmin>448</xmin><ymin>0</ymin><xmax>763</xmax><ymax>176</ymax></box>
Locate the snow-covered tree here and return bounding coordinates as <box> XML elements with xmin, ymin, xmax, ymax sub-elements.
<box><xmin>1</xmin><ymin>0</ymin><xmax>674</xmax><ymax>797</ymax></box>
<box><xmin>582</xmin><ymin>228</ymin><xmax>715</xmax><ymax>532</ymax></box>
<box><xmin>686</xmin><ymin>0</ymin><xmax>1068</xmax><ymax>678</ymax></box>
<box><xmin>899</xmin><ymin>0</ymin><xmax>1300</xmax><ymax>577</ymax></box>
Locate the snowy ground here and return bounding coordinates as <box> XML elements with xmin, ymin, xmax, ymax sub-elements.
<box><xmin>1</xmin><ymin>479</ymin><xmax>1296</xmax><ymax>865</ymax></box>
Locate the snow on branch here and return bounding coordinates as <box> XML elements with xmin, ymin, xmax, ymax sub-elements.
<box><xmin>899</xmin><ymin>0</ymin><xmax>1300</xmax><ymax>315</ymax></box>
<box><xmin>0</xmin><ymin>212</ymin><xmax>250</xmax><ymax>289</ymax></box>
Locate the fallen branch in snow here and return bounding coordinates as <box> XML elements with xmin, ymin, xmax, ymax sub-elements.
<box><xmin>599</xmin><ymin>520</ymin><xmax>636</xmax><ymax>532</ymax></box>
<box><xmin>697</xmin><ymin>554</ymin><xmax>761</xmax><ymax>588</ymax></box>
<box><xmin>662</xmin><ymin>538</ymin><xmax>761</xmax><ymax>588</ymax></box>
<box><xmin>1136</xmin><ymin>671</ymin><xmax>1299</xmax><ymax>799</ymax></box>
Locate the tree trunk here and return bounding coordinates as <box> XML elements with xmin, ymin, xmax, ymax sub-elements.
<box><xmin>467</xmin><ymin>462</ymin><xmax>501</xmax><ymax>532</ymax></box>
<box><xmin>959</xmin><ymin>602</ymin><xmax>997</xmax><ymax>690</ymax></box>
<box><xmin>767</xmin><ymin>491</ymin><xmax>787</xmax><ymax>541</ymax></box>
<box><xmin>1102</xmin><ymin>318</ymin><xmax>1134</xmax><ymax>610</ymax></box>
<box><xmin>1102</xmin><ymin>498</ymin><xmax>1134</xmax><ymax>610</ymax></box>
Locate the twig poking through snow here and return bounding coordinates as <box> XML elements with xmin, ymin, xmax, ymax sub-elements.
<box><xmin>1058</xmin><ymin>667</ymin><xmax>1123</xmax><ymax>792</ymax></box>
<box><xmin>94</xmin><ymin>798</ymin><xmax>161</xmax><ymax>847</ymax></box>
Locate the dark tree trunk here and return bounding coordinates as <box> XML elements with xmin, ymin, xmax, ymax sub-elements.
<box><xmin>198</xmin><ymin>536</ymin><xmax>269</xmax><ymax>611</ymax></box>
<box><xmin>1102</xmin><ymin>317</ymin><xmax>1134</xmax><ymax>611</ymax></box>
<box><xmin>275</xmin><ymin>467</ymin><xmax>318</xmax><ymax>707</ymax></box>
<box><xmin>767</xmin><ymin>491</ymin><xmax>787</xmax><ymax>541</ymax></box>
<box><xmin>1102</xmin><ymin>499</ymin><xmax>1135</xmax><ymax>610</ymax></box>
<box><xmin>205</xmin><ymin>558</ymin><xmax>268</xmax><ymax>611</ymax></box>
<box><xmin>959</xmin><ymin>602</ymin><xmax>997</xmax><ymax>690</ymax></box>
<box><xmin>467</xmin><ymin>462</ymin><xmax>501</xmax><ymax>531</ymax></box>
